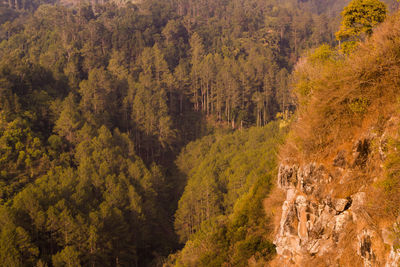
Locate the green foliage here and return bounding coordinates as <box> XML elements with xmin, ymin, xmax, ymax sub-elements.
<box><xmin>309</xmin><ymin>44</ymin><xmax>336</xmax><ymax>64</ymax></box>
<box><xmin>380</xmin><ymin>132</ymin><xmax>400</xmax><ymax>217</ymax></box>
<box><xmin>0</xmin><ymin>117</ymin><xmax>47</xmax><ymax>201</ymax></box>
<box><xmin>0</xmin><ymin>208</ymin><xmax>38</xmax><ymax>266</ymax></box>
<box><xmin>336</xmin><ymin>0</ymin><xmax>387</xmax><ymax>40</ymax></box>
<box><xmin>0</xmin><ymin>0</ymin><xmax>379</xmax><ymax>265</ymax></box>
<box><xmin>172</xmin><ymin>121</ymin><xmax>286</xmax><ymax>266</ymax></box>
<box><xmin>0</xmin><ymin>127</ymin><xmax>172</xmax><ymax>266</ymax></box>
<box><xmin>348</xmin><ymin>97</ymin><xmax>370</xmax><ymax>115</ymax></box>
<box><xmin>293</xmin><ymin>44</ymin><xmax>339</xmax><ymax>106</ymax></box>
<box><xmin>289</xmin><ymin>6</ymin><xmax>400</xmax><ymax>160</ymax></box>
<box><xmin>340</xmin><ymin>40</ymin><xmax>359</xmax><ymax>55</ymax></box>
<box><xmin>52</xmin><ymin>246</ymin><xmax>81</xmax><ymax>267</ymax></box>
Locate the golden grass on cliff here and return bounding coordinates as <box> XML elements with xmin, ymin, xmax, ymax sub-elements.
<box><xmin>262</xmin><ymin>187</ymin><xmax>286</xmax><ymax>240</ymax></box>
<box><xmin>282</xmin><ymin>12</ymin><xmax>400</xmax><ymax>164</ymax></box>
<box><xmin>274</xmin><ymin>12</ymin><xmax>400</xmax><ymax>265</ymax></box>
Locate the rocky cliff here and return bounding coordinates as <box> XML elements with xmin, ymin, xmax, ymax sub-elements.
<box><xmin>273</xmin><ymin>130</ymin><xmax>400</xmax><ymax>266</ymax></box>
<box><xmin>269</xmin><ymin>10</ymin><xmax>400</xmax><ymax>266</ymax></box>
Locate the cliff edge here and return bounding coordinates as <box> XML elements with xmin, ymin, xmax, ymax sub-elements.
<box><xmin>272</xmin><ymin>12</ymin><xmax>400</xmax><ymax>267</ymax></box>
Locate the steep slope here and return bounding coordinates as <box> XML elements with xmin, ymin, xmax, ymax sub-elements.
<box><xmin>273</xmin><ymin>12</ymin><xmax>400</xmax><ymax>266</ymax></box>
<box><xmin>167</xmin><ymin>122</ymin><xmax>287</xmax><ymax>266</ymax></box>
<box><xmin>0</xmin><ymin>0</ymin><xmax>352</xmax><ymax>265</ymax></box>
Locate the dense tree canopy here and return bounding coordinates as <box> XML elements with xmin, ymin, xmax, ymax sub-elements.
<box><xmin>170</xmin><ymin>122</ymin><xmax>286</xmax><ymax>266</ymax></box>
<box><xmin>0</xmin><ymin>0</ymin><xmax>397</xmax><ymax>265</ymax></box>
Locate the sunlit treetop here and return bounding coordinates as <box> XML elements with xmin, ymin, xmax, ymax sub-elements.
<box><xmin>336</xmin><ymin>0</ymin><xmax>387</xmax><ymax>41</ymax></box>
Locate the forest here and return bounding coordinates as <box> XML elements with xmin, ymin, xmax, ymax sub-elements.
<box><xmin>0</xmin><ymin>0</ymin><xmax>398</xmax><ymax>265</ymax></box>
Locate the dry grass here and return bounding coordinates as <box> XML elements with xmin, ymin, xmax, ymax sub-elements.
<box><xmin>263</xmin><ymin>187</ymin><xmax>286</xmax><ymax>240</ymax></box>
<box><xmin>279</xmin><ymin>11</ymin><xmax>400</xmax><ymax>197</ymax></box>
<box><xmin>282</xmin><ymin>12</ymin><xmax>400</xmax><ymax>164</ymax></box>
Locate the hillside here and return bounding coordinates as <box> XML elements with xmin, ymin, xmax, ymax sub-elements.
<box><xmin>1</xmin><ymin>0</ymin><xmax>400</xmax><ymax>266</ymax></box>
<box><xmin>272</xmin><ymin>10</ymin><xmax>400</xmax><ymax>266</ymax></box>
<box><xmin>0</xmin><ymin>0</ymin><xmax>350</xmax><ymax>265</ymax></box>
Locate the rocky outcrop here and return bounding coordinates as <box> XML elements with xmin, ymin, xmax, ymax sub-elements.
<box><xmin>275</xmin><ymin>162</ymin><xmax>357</xmax><ymax>265</ymax></box>
<box><xmin>383</xmin><ymin>222</ymin><xmax>400</xmax><ymax>267</ymax></box>
<box><xmin>274</xmin><ymin>136</ymin><xmax>400</xmax><ymax>266</ymax></box>
<box><xmin>386</xmin><ymin>247</ymin><xmax>400</xmax><ymax>267</ymax></box>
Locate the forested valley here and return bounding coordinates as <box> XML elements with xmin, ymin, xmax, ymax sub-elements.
<box><xmin>0</xmin><ymin>0</ymin><xmax>398</xmax><ymax>265</ymax></box>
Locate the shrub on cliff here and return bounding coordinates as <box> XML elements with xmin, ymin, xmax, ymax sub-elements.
<box><xmin>287</xmin><ymin>12</ymin><xmax>400</xmax><ymax>159</ymax></box>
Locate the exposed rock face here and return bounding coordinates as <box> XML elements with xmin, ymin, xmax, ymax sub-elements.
<box><xmin>383</xmin><ymin>222</ymin><xmax>400</xmax><ymax>267</ymax></box>
<box><xmin>358</xmin><ymin>229</ymin><xmax>377</xmax><ymax>267</ymax></box>
<box><xmin>275</xmin><ymin>163</ymin><xmax>357</xmax><ymax>265</ymax></box>
<box><xmin>274</xmin><ymin>138</ymin><xmax>400</xmax><ymax>266</ymax></box>
<box><xmin>386</xmin><ymin>247</ymin><xmax>400</xmax><ymax>267</ymax></box>
<box><xmin>353</xmin><ymin>139</ymin><xmax>370</xmax><ymax>168</ymax></box>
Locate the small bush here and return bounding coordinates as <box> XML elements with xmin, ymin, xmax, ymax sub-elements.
<box><xmin>348</xmin><ymin>97</ymin><xmax>370</xmax><ymax>115</ymax></box>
